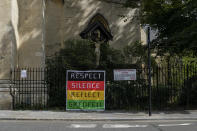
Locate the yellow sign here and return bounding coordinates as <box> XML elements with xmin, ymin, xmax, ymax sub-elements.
<box><xmin>67</xmin><ymin>90</ymin><xmax>104</xmax><ymax>100</ymax></box>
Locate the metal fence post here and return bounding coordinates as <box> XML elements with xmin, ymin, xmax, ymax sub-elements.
<box><xmin>147</xmin><ymin>26</ymin><xmax>152</xmax><ymax>116</ymax></box>
<box><xmin>186</xmin><ymin>64</ymin><xmax>189</xmax><ymax>109</ymax></box>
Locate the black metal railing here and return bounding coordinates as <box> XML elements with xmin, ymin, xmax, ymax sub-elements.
<box><xmin>151</xmin><ymin>65</ymin><xmax>197</xmax><ymax>110</ymax></box>
<box><xmin>10</xmin><ymin>64</ymin><xmax>197</xmax><ymax>110</ymax></box>
<box><xmin>10</xmin><ymin>68</ymin><xmax>47</xmax><ymax>109</ymax></box>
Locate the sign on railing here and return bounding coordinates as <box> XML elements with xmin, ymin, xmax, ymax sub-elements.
<box><xmin>114</xmin><ymin>69</ymin><xmax>136</xmax><ymax>80</ymax></box>
<box><xmin>21</xmin><ymin>70</ymin><xmax>27</xmax><ymax>78</ymax></box>
<box><xmin>66</xmin><ymin>70</ymin><xmax>105</xmax><ymax>111</ymax></box>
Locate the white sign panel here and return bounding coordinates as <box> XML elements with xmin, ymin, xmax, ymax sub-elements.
<box><xmin>114</xmin><ymin>69</ymin><xmax>136</xmax><ymax>81</ymax></box>
<box><xmin>21</xmin><ymin>70</ymin><xmax>27</xmax><ymax>78</ymax></box>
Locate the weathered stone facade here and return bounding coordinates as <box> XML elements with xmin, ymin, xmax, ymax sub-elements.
<box><xmin>45</xmin><ymin>0</ymin><xmax>141</xmax><ymax>56</ymax></box>
<box><xmin>0</xmin><ymin>0</ymin><xmax>44</xmax><ymax>109</ymax></box>
<box><xmin>0</xmin><ymin>0</ymin><xmax>12</xmax><ymax>79</ymax></box>
<box><xmin>1</xmin><ymin>0</ymin><xmax>45</xmax><ymax>79</ymax></box>
<box><xmin>0</xmin><ymin>0</ymin><xmax>147</xmax><ymax>109</ymax></box>
<box><xmin>0</xmin><ymin>0</ymin><xmax>145</xmax><ymax>78</ymax></box>
<box><xmin>16</xmin><ymin>0</ymin><xmax>44</xmax><ymax>68</ymax></box>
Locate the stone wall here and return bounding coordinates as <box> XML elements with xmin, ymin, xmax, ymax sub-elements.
<box><xmin>45</xmin><ymin>0</ymin><xmax>141</xmax><ymax>56</ymax></box>
<box><xmin>17</xmin><ymin>0</ymin><xmax>44</xmax><ymax>67</ymax></box>
<box><xmin>0</xmin><ymin>0</ymin><xmax>44</xmax><ymax>109</ymax></box>
<box><xmin>0</xmin><ymin>0</ymin><xmax>45</xmax><ymax>79</ymax></box>
<box><xmin>0</xmin><ymin>0</ymin><xmax>144</xmax><ymax>71</ymax></box>
<box><xmin>0</xmin><ymin>0</ymin><xmax>12</xmax><ymax>109</ymax></box>
<box><xmin>0</xmin><ymin>0</ymin><xmax>12</xmax><ymax>79</ymax></box>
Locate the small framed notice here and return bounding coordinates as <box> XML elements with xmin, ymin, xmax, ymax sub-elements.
<box><xmin>114</xmin><ymin>69</ymin><xmax>136</xmax><ymax>81</ymax></box>
<box><xmin>21</xmin><ymin>70</ymin><xmax>27</xmax><ymax>78</ymax></box>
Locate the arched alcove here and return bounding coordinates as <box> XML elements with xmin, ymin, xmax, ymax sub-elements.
<box><xmin>80</xmin><ymin>13</ymin><xmax>113</xmax><ymax>42</ymax></box>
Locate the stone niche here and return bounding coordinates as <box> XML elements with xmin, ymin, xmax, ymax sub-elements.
<box><xmin>80</xmin><ymin>13</ymin><xmax>113</xmax><ymax>42</ymax></box>
<box><xmin>45</xmin><ymin>0</ymin><xmax>141</xmax><ymax>56</ymax></box>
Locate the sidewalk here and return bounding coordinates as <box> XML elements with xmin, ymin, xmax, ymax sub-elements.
<box><xmin>0</xmin><ymin>110</ymin><xmax>197</xmax><ymax>121</ymax></box>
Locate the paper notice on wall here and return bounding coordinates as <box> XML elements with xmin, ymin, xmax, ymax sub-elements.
<box><xmin>114</xmin><ymin>69</ymin><xmax>136</xmax><ymax>81</ymax></box>
<box><xmin>21</xmin><ymin>70</ymin><xmax>27</xmax><ymax>78</ymax></box>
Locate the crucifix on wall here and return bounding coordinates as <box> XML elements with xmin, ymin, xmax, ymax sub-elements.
<box><xmin>80</xmin><ymin>13</ymin><xmax>113</xmax><ymax>67</ymax></box>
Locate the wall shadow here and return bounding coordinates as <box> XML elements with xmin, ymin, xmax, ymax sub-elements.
<box><xmin>45</xmin><ymin>0</ymin><xmax>141</xmax><ymax>56</ymax></box>
<box><xmin>0</xmin><ymin>22</ymin><xmax>16</xmax><ymax>79</ymax></box>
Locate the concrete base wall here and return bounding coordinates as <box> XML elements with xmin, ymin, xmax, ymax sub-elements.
<box><xmin>0</xmin><ymin>80</ymin><xmax>12</xmax><ymax>110</ymax></box>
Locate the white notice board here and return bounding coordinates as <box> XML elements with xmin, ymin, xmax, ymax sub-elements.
<box><xmin>114</xmin><ymin>69</ymin><xmax>136</xmax><ymax>81</ymax></box>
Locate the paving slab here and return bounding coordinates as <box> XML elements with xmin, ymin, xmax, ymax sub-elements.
<box><xmin>0</xmin><ymin>110</ymin><xmax>197</xmax><ymax>121</ymax></box>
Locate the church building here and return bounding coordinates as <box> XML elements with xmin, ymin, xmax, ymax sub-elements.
<box><xmin>0</xmin><ymin>0</ymin><xmax>147</xmax><ymax>79</ymax></box>
<box><xmin>0</xmin><ymin>0</ymin><xmax>147</xmax><ymax>109</ymax></box>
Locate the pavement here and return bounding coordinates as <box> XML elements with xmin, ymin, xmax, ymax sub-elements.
<box><xmin>0</xmin><ymin>110</ymin><xmax>197</xmax><ymax>121</ymax></box>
